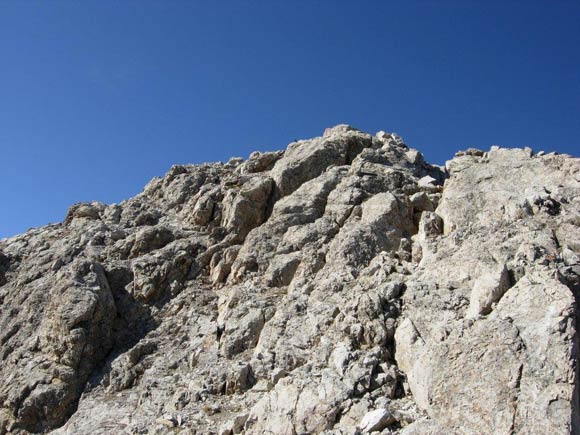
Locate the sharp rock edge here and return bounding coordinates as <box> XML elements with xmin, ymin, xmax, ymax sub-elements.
<box><xmin>1</xmin><ymin>125</ymin><xmax>579</xmax><ymax>435</ymax></box>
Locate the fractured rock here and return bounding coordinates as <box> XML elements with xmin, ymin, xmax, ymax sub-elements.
<box><xmin>0</xmin><ymin>125</ymin><xmax>578</xmax><ymax>435</ymax></box>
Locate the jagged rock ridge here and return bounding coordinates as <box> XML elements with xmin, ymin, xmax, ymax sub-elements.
<box><xmin>0</xmin><ymin>125</ymin><xmax>579</xmax><ymax>435</ymax></box>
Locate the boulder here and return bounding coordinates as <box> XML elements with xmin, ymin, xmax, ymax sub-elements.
<box><xmin>359</xmin><ymin>408</ymin><xmax>395</xmax><ymax>433</ymax></box>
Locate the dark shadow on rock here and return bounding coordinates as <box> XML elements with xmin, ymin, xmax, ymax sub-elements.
<box><xmin>83</xmin><ymin>265</ymin><xmax>157</xmax><ymax>392</ymax></box>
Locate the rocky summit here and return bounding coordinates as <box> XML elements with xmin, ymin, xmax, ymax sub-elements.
<box><xmin>1</xmin><ymin>125</ymin><xmax>579</xmax><ymax>435</ymax></box>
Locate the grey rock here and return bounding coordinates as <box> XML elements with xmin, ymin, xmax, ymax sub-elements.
<box><xmin>240</xmin><ymin>150</ymin><xmax>284</xmax><ymax>174</ymax></box>
<box><xmin>0</xmin><ymin>126</ymin><xmax>578</xmax><ymax>435</ymax></box>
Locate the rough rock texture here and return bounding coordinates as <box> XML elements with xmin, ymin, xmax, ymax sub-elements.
<box><xmin>0</xmin><ymin>125</ymin><xmax>579</xmax><ymax>435</ymax></box>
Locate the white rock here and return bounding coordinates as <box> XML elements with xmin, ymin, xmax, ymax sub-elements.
<box><xmin>359</xmin><ymin>408</ymin><xmax>395</xmax><ymax>433</ymax></box>
<box><xmin>466</xmin><ymin>264</ymin><xmax>510</xmax><ymax>317</ymax></box>
<box><xmin>418</xmin><ymin>175</ymin><xmax>437</xmax><ymax>187</ymax></box>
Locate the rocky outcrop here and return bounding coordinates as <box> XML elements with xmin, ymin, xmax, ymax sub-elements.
<box><xmin>395</xmin><ymin>146</ymin><xmax>580</xmax><ymax>435</ymax></box>
<box><xmin>0</xmin><ymin>126</ymin><xmax>578</xmax><ymax>434</ymax></box>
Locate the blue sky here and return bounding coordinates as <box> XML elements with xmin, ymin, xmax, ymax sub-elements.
<box><xmin>1</xmin><ymin>1</ymin><xmax>579</xmax><ymax>239</ymax></box>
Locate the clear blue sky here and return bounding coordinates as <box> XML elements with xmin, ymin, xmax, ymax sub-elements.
<box><xmin>1</xmin><ymin>1</ymin><xmax>579</xmax><ymax>239</ymax></box>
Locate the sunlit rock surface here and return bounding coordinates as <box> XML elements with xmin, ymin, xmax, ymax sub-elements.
<box><xmin>1</xmin><ymin>126</ymin><xmax>579</xmax><ymax>434</ymax></box>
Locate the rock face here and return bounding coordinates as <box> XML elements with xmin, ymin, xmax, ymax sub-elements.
<box><xmin>0</xmin><ymin>126</ymin><xmax>578</xmax><ymax>435</ymax></box>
